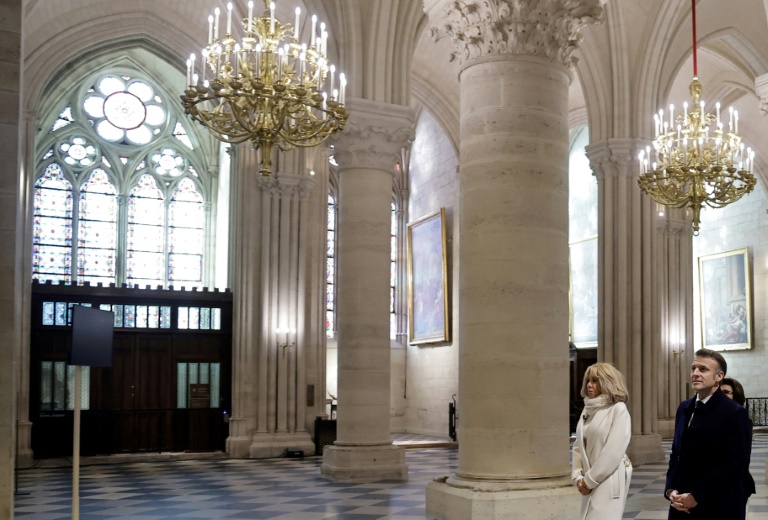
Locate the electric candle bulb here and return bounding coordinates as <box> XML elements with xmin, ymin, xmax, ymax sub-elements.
<box><xmin>186</xmin><ymin>59</ymin><xmax>192</xmax><ymax>85</ymax></box>
<box><xmin>311</xmin><ymin>15</ymin><xmax>317</xmax><ymax>47</ymax></box>
<box><xmin>208</xmin><ymin>15</ymin><xmax>214</xmax><ymax>44</ymax></box>
<box><xmin>270</xmin><ymin>2</ymin><xmax>275</xmax><ymax>33</ymax></box>
<box><xmin>214</xmin><ymin>7</ymin><xmax>220</xmax><ymax>40</ymax></box>
<box><xmin>226</xmin><ymin>3</ymin><xmax>232</xmax><ymax>35</ymax></box>
<box><xmin>248</xmin><ymin>1</ymin><xmax>253</xmax><ymax>32</ymax></box>
<box><xmin>295</xmin><ymin>7</ymin><xmax>301</xmax><ymax>38</ymax></box>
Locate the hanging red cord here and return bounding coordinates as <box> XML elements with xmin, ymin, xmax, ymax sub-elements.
<box><xmin>692</xmin><ymin>0</ymin><xmax>698</xmax><ymax>77</ymax></box>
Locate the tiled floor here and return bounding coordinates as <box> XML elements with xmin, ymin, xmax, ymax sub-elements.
<box><xmin>14</xmin><ymin>434</ymin><xmax>767</xmax><ymax>519</ymax></box>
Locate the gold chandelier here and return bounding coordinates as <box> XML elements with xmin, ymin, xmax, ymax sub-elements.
<box><xmin>180</xmin><ymin>0</ymin><xmax>348</xmax><ymax>176</ymax></box>
<box><xmin>637</xmin><ymin>0</ymin><xmax>756</xmax><ymax>235</ymax></box>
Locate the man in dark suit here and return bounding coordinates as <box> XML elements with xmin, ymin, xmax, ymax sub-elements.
<box><xmin>665</xmin><ymin>348</ymin><xmax>754</xmax><ymax>519</ymax></box>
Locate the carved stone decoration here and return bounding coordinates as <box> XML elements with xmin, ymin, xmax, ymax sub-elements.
<box><xmin>755</xmin><ymin>73</ymin><xmax>768</xmax><ymax>115</ymax></box>
<box><xmin>330</xmin><ymin>99</ymin><xmax>415</xmax><ymax>174</ymax></box>
<box><xmin>430</xmin><ymin>0</ymin><xmax>604</xmax><ymax>67</ymax></box>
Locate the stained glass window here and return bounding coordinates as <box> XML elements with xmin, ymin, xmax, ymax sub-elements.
<box><xmin>168</xmin><ymin>178</ymin><xmax>204</xmax><ymax>289</ymax></box>
<box><xmin>40</xmin><ymin>361</ymin><xmax>89</xmax><ymax>412</ymax></box>
<box><xmin>176</xmin><ymin>362</ymin><xmax>220</xmax><ymax>409</ymax></box>
<box><xmin>326</xmin><ymin>194</ymin><xmax>337</xmax><ymax>338</ymax></box>
<box><xmin>51</xmin><ymin>105</ymin><xmax>75</xmax><ymax>132</ymax></box>
<box><xmin>35</xmin><ymin>72</ymin><xmax>211</xmax><ymax>289</ymax></box>
<box><xmin>390</xmin><ymin>202</ymin><xmax>397</xmax><ymax>340</ymax></box>
<box><xmin>127</xmin><ymin>174</ymin><xmax>165</xmax><ymax>287</ymax></box>
<box><xmin>77</xmin><ymin>168</ymin><xmax>117</xmax><ymax>285</ymax></box>
<box><xmin>33</xmin><ymin>163</ymin><xmax>73</xmax><ymax>282</ymax></box>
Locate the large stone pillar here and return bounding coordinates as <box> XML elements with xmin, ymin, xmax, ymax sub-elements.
<box><xmin>226</xmin><ymin>148</ymin><xmax>321</xmax><ymax>458</ymax></box>
<box><xmin>320</xmin><ymin>98</ymin><xmax>413</xmax><ymax>482</ymax></box>
<box><xmin>0</xmin><ymin>0</ymin><xmax>22</xmax><ymax>515</ymax></box>
<box><xmin>586</xmin><ymin>139</ymin><xmax>676</xmax><ymax>464</ymax></box>
<box><xmin>425</xmin><ymin>1</ymin><xmax>603</xmax><ymax>518</ymax></box>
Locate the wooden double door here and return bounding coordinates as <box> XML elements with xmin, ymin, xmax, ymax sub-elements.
<box><xmin>32</xmin><ymin>330</ymin><xmax>231</xmax><ymax>457</ymax></box>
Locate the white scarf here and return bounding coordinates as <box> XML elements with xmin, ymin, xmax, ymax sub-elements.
<box><xmin>582</xmin><ymin>394</ymin><xmax>611</xmax><ymax>420</ymax></box>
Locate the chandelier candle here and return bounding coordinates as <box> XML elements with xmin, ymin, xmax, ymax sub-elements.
<box><xmin>180</xmin><ymin>0</ymin><xmax>348</xmax><ymax>176</ymax></box>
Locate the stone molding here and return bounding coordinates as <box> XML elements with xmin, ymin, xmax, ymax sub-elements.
<box><xmin>330</xmin><ymin>98</ymin><xmax>415</xmax><ymax>174</ymax></box>
<box><xmin>755</xmin><ymin>73</ymin><xmax>768</xmax><ymax>114</ymax></box>
<box><xmin>429</xmin><ymin>0</ymin><xmax>604</xmax><ymax>67</ymax></box>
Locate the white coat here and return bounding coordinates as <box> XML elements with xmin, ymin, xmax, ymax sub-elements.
<box><xmin>571</xmin><ymin>401</ymin><xmax>633</xmax><ymax>520</ymax></box>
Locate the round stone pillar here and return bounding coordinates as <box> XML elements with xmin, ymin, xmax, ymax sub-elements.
<box><xmin>425</xmin><ymin>1</ymin><xmax>604</xmax><ymax>517</ymax></box>
<box><xmin>320</xmin><ymin>98</ymin><xmax>414</xmax><ymax>482</ymax></box>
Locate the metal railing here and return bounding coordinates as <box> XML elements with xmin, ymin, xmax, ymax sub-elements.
<box><xmin>746</xmin><ymin>397</ymin><xmax>768</xmax><ymax>426</ymax></box>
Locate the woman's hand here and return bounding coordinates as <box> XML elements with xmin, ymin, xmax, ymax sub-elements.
<box><xmin>576</xmin><ymin>478</ymin><xmax>592</xmax><ymax>496</ymax></box>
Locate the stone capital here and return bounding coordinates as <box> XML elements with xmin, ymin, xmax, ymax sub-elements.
<box><xmin>755</xmin><ymin>73</ymin><xmax>768</xmax><ymax>115</ymax></box>
<box><xmin>257</xmin><ymin>173</ymin><xmax>315</xmax><ymax>199</ymax></box>
<box><xmin>330</xmin><ymin>98</ymin><xmax>415</xmax><ymax>174</ymax></box>
<box><xmin>585</xmin><ymin>138</ymin><xmax>649</xmax><ymax>180</ymax></box>
<box><xmin>428</xmin><ymin>0</ymin><xmax>604</xmax><ymax>68</ymax></box>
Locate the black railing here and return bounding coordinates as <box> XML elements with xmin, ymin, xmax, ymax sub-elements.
<box><xmin>747</xmin><ymin>397</ymin><xmax>768</xmax><ymax>426</ymax></box>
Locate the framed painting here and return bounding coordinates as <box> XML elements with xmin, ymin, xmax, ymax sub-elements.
<box><xmin>569</xmin><ymin>237</ymin><xmax>598</xmax><ymax>348</ymax></box>
<box><xmin>698</xmin><ymin>248</ymin><xmax>752</xmax><ymax>351</ymax></box>
<box><xmin>407</xmin><ymin>208</ymin><xmax>450</xmax><ymax>344</ymax></box>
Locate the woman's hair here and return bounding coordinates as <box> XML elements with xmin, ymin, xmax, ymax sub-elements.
<box><xmin>720</xmin><ymin>377</ymin><xmax>746</xmax><ymax>407</ymax></box>
<box><xmin>580</xmin><ymin>362</ymin><xmax>629</xmax><ymax>403</ymax></box>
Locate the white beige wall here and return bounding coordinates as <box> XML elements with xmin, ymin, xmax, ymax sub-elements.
<box><xmin>693</xmin><ymin>181</ymin><xmax>768</xmax><ymax>399</ymax></box>
<box><xmin>400</xmin><ymin>108</ymin><xmax>459</xmax><ymax>436</ymax></box>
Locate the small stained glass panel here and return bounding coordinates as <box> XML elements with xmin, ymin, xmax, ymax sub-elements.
<box><xmin>210</xmin><ymin>363</ymin><xmax>220</xmax><ymax>408</ymax></box>
<box><xmin>55</xmin><ymin>302</ymin><xmax>67</xmax><ymax>326</ymax></box>
<box><xmin>177</xmin><ymin>363</ymin><xmax>187</xmax><ymax>408</ymax></box>
<box><xmin>53</xmin><ymin>362</ymin><xmax>65</xmax><ymax>410</ymax></box>
<box><xmin>42</xmin><ymin>302</ymin><xmax>55</xmax><ymax>326</ymax></box>
<box><xmin>200</xmin><ymin>308</ymin><xmax>211</xmax><ymax>330</ymax></box>
<box><xmin>212</xmin><ymin>308</ymin><xmax>221</xmax><ymax>330</ymax></box>
<box><xmin>136</xmin><ymin>306</ymin><xmax>148</xmax><ymax>328</ymax></box>
<box><xmin>148</xmin><ymin>306</ymin><xmax>159</xmax><ymax>328</ymax></box>
<box><xmin>178</xmin><ymin>307</ymin><xmax>189</xmax><ymax>329</ymax></box>
<box><xmin>189</xmin><ymin>307</ymin><xmax>200</xmax><ymax>330</ymax></box>
<box><xmin>124</xmin><ymin>305</ymin><xmax>136</xmax><ymax>328</ymax></box>
<box><xmin>160</xmin><ymin>306</ymin><xmax>172</xmax><ymax>328</ymax></box>
<box><xmin>41</xmin><ymin>362</ymin><xmax>52</xmax><ymax>411</ymax></box>
<box><xmin>189</xmin><ymin>363</ymin><xmax>198</xmax><ymax>385</ymax></box>
<box><xmin>112</xmin><ymin>304</ymin><xmax>123</xmax><ymax>327</ymax></box>
<box><xmin>200</xmin><ymin>363</ymin><xmax>209</xmax><ymax>384</ymax></box>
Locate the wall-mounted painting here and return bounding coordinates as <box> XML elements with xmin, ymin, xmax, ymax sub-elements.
<box><xmin>407</xmin><ymin>208</ymin><xmax>450</xmax><ymax>344</ymax></box>
<box><xmin>698</xmin><ymin>247</ymin><xmax>752</xmax><ymax>351</ymax></box>
<box><xmin>569</xmin><ymin>236</ymin><xmax>598</xmax><ymax>348</ymax></box>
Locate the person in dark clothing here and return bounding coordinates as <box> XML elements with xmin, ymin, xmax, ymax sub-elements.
<box><xmin>665</xmin><ymin>349</ymin><xmax>753</xmax><ymax>519</ymax></box>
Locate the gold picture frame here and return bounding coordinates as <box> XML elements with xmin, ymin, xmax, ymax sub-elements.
<box><xmin>407</xmin><ymin>208</ymin><xmax>450</xmax><ymax>344</ymax></box>
<box><xmin>698</xmin><ymin>247</ymin><xmax>752</xmax><ymax>351</ymax></box>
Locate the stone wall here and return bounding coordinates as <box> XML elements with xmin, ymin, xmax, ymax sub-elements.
<box><xmin>402</xmin><ymin>108</ymin><xmax>459</xmax><ymax>436</ymax></box>
<box><xmin>693</xmin><ymin>181</ymin><xmax>768</xmax><ymax>399</ymax></box>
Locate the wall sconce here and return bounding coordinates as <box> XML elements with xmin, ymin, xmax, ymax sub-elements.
<box><xmin>276</xmin><ymin>327</ymin><xmax>296</xmax><ymax>356</ymax></box>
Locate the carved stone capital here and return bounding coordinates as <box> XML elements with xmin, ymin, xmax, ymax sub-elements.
<box><xmin>585</xmin><ymin>138</ymin><xmax>649</xmax><ymax>180</ymax></box>
<box><xmin>755</xmin><ymin>73</ymin><xmax>768</xmax><ymax>115</ymax></box>
<box><xmin>330</xmin><ymin>98</ymin><xmax>415</xmax><ymax>174</ymax></box>
<box><xmin>257</xmin><ymin>172</ymin><xmax>315</xmax><ymax>199</ymax></box>
<box><xmin>429</xmin><ymin>0</ymin><xmax>604</xmax><ymax>68</ymax></box>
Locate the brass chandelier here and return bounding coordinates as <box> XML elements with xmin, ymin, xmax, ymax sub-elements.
<box><xmin>637</xmin><ymin>0</ymin><xmax>756</xmax><ymax>235</ymax></box>
<box><xmin>181</xmin><ymin>0</ymin><xmax>348</xmax><ymax>176</ymax></box>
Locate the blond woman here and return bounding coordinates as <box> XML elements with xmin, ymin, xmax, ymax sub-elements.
<box><xmin>572</xmin><ymin>363</ymin><xmax>633</xmax><ymax>519</ymax></box>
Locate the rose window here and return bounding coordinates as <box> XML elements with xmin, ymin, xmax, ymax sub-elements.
<box><xmin>83</xmin><ymin>75</ymin><xmax>167</xmax><ymax>146</ymax></box>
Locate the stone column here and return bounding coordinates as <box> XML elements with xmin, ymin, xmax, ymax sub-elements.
<box><xmin>226</xmin><ymin>148</ymin><xmax>319</xmax><ymax>458</ymax></box>
<box><xmin>0</xmin><ymin>0</ymin><xmax>22</xmax><ymax>514</ymax></box>
<box><xmin>425</xmin><ymin>1</ymin><xmax>603</xmax><ymax>517</ymax></box>
<box><xmin>586</xmin><ymin>139</ymin><xmax>676</xmax><ymax>462</ymax></box>
<box><xmin>320</xmin><ymin>98</ymin><xmax>414</xmax><ymax>482</ymax></box>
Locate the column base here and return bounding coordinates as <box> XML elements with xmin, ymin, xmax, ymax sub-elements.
<box><xmin>321</xmin><ymin>444</ymin><xmax>408</xmax><ymax>482</ymax></box>
<box><xmin>249</xmin><ymin>431</ymin><xmax>315</xmax><ymax>459</ymax></box>
<box><xmin>17</xmin><ymin>420</ymin><xmax>33</xmax><ymax>468</ymax></box>
<box><xmin>226</xmin><ymin>435</ymin><xmax>252</xmax><ymax>458</ymax></box>
<box><xmin>627</xmin><ymin>433</ymin><xmax>665</xmax><ymax>465</ymax></box>
<box><xmin>426</xmin><ymin>475</ymin><xmax>579</xmax><ymax>520</ymax></box>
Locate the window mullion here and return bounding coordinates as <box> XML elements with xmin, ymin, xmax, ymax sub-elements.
<box><xmin>117</xmin><ymin>194</ymin><xmax>129</xmax><ymax>286</ymax></box>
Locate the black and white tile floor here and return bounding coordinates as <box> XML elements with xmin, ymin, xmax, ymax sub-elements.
<box><xmin>14</xmin><ymin>434</ymin><xmax>767</xmax><ymax>519</ymax></box>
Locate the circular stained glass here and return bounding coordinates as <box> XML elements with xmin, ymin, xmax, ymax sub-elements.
<box><xmin>103</xmin><ymin>91</ymin><xmax>147</xmax><ymax>130</ymax></box>
<box><xmin>68</xmin><ymin>144</ymin><xmax>87</xmax><ymax>160</ymax></box>
<box><xmin>159</xmin><ymin>154</ymin><xmax>176</xmax><ymax>170</ymax></box>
